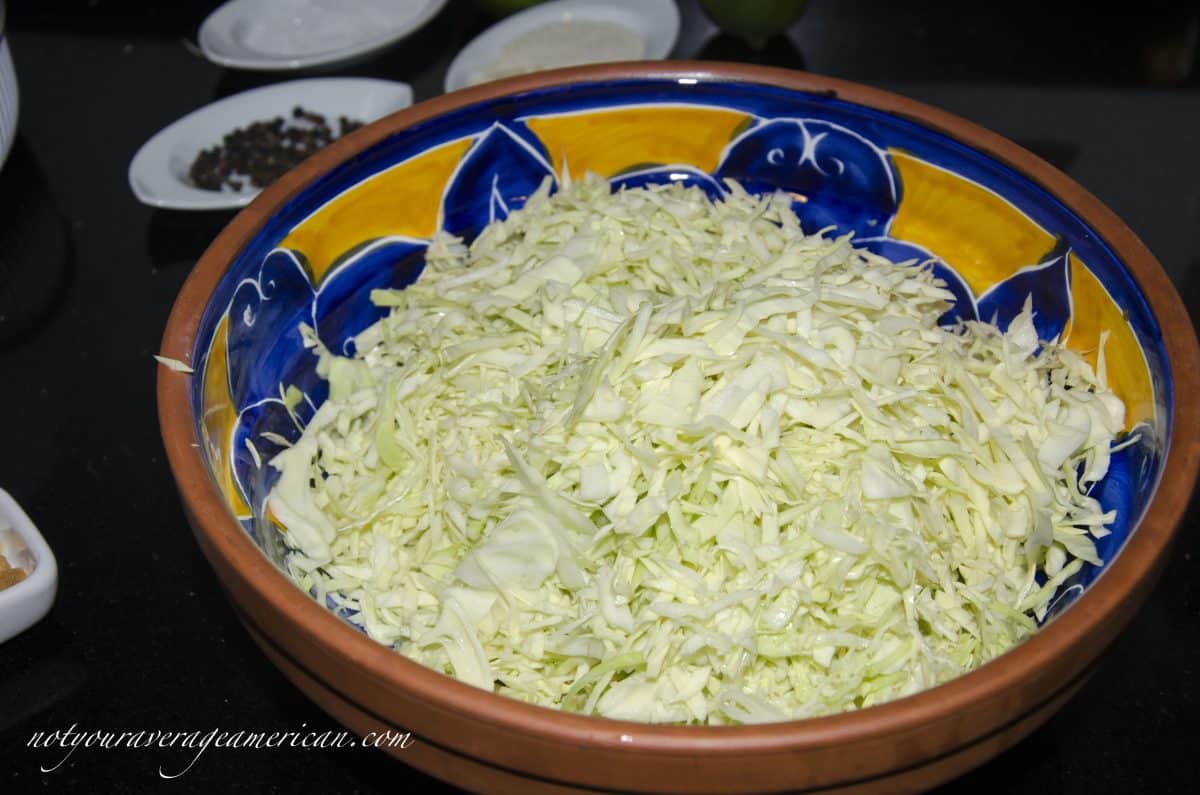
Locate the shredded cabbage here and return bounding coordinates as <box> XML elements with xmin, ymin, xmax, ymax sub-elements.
<box><xmin>267</xmin><ymin>174</ymin><xmax>1125</xmax><ymax>723</ymax></box>
<box><xmin>154</xmin><ymin>355</ymin><xmax>194</xmax><ymax>373</ymax></box>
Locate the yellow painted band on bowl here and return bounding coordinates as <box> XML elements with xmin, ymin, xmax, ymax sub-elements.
<box><xmin>888</xmin><ymin>150</ymin><xmax>1056</xmax><ymax>297</ymax></box>
<box><xmin>525</xmin><ymin>105</ymin><xmax>751</xmax><ymax>178</ymax></box>
<box><xmin>1064</xmin><ymin>253</ymin><xmax>1155</xmax><ymax>429</ymax></box>
<box><xmin>281</xmin><ymin>137</ymin><xmax>473</xmax><ymax>283</ymax></box>
<box><xmin>201</xmin><ymin>314</ymin><xmax>251</xmax><ymax>519</ymax></box>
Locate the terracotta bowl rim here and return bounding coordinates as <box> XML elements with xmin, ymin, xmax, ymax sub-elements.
<box><xmin>157</xmin><ymin>61</ymin><xmax>1200</xmax><ymax>756</ymax></box>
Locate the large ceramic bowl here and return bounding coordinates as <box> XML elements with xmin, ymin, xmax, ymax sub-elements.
<box><xmin>158</xmin><ymin>63</ymin><xmax>1200</xmax><ymax>794</ymax></box>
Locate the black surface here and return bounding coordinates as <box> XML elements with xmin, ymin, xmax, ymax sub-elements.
<box><xmin>0</xmin><ymin>1</ymin><xmax>1198</xmax><ymax>793</ymax></box>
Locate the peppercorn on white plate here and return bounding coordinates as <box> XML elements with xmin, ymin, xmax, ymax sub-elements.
<box><xmin>128</xmin><ymin>77</ymin><xmax>413</xmax><ymax>211</ymax></box>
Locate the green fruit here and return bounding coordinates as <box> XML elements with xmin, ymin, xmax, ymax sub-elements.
<box><xmin>699</xmin><ymin>0</ymin><xmax>808</xmax><ymax>49</ymax></box>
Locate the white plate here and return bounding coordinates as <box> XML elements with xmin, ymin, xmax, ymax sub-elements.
<box><xmin>0</xmin><ymin>37</ymin><xmax>18</xmax><ymax>173</ymax></box>
<box><xmin>128</xmin><ymin>78</ymin><xmax>413</xmax><ymax>211</ymax></box>
<box><xmin>445</xmin><ymin>0</ymin><xmax>680</xmax><ymax>94</ymax></box>
<box><xmin>199</xmin><ymin>0</ymin><xmax>448</xmax><ymax>71</ymax></box>
<box><xmin>0</xmin><ymin>489</ymin><xmax>56</xmax><ymax>644</ymax></box>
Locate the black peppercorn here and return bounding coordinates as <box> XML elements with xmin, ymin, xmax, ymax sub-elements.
<box><xmin>187</xmin><ymin>106</ymin><xmax>365</xmax><ymax>192</ymax></box>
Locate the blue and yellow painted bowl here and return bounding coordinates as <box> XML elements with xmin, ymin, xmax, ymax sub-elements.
<box><xmin>158</xmin><ymin>64</ymin><xmax>1200</xmax><ymax>795</ymax></box>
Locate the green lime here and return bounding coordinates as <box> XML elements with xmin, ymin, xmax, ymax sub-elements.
<box><xmin>699</xmin><ymin>0</ymin><xmax>808</xmax><ymax>49</ymax></box>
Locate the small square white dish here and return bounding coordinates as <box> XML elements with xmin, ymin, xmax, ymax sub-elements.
<box><xmin>0</xmin><ymin>488</ymin><xmax>56</xmax><ymax>644</ymax></box>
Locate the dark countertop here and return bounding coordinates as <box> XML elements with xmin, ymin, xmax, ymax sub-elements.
<box><xmin>0</xmin><ymin>1</ymin><xmax>1197</xmax><ymax>792</ymax></box>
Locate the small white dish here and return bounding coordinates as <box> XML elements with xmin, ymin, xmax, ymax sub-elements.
<box><xmin>0</xmin><ymin>488</ymin><xmax>56</xmax><ymax>644</ymax></box>
<box><xmin>199</xmin><ymin>0</ymin><xmax>448</xmax><ymax>71</ymax></box>
<box><xmin>445</xmin><ymin>0</ymin><xmax>680</xmax><ymax>94</ymax></box>
<box><xmin>128</xmin><ymin>78</ymin><xmax>413</xmax><ymax>211</ymax></box>
<box><xmin>1</xmin><ymin>2</ymin><xmax>18</xmax><ymax>173</ymax></box>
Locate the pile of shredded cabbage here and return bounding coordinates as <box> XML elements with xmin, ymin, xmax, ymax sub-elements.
<box><xmin>268</xmin><ymin>174</ymin><xmax>1126</xmax><ymax>724</ymax></box>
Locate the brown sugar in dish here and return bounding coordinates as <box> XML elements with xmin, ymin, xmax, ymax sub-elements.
<box><xmin>0</xmin><ymin>550</ymin><xmax>27</xmax><ymax>590</ymax></box>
